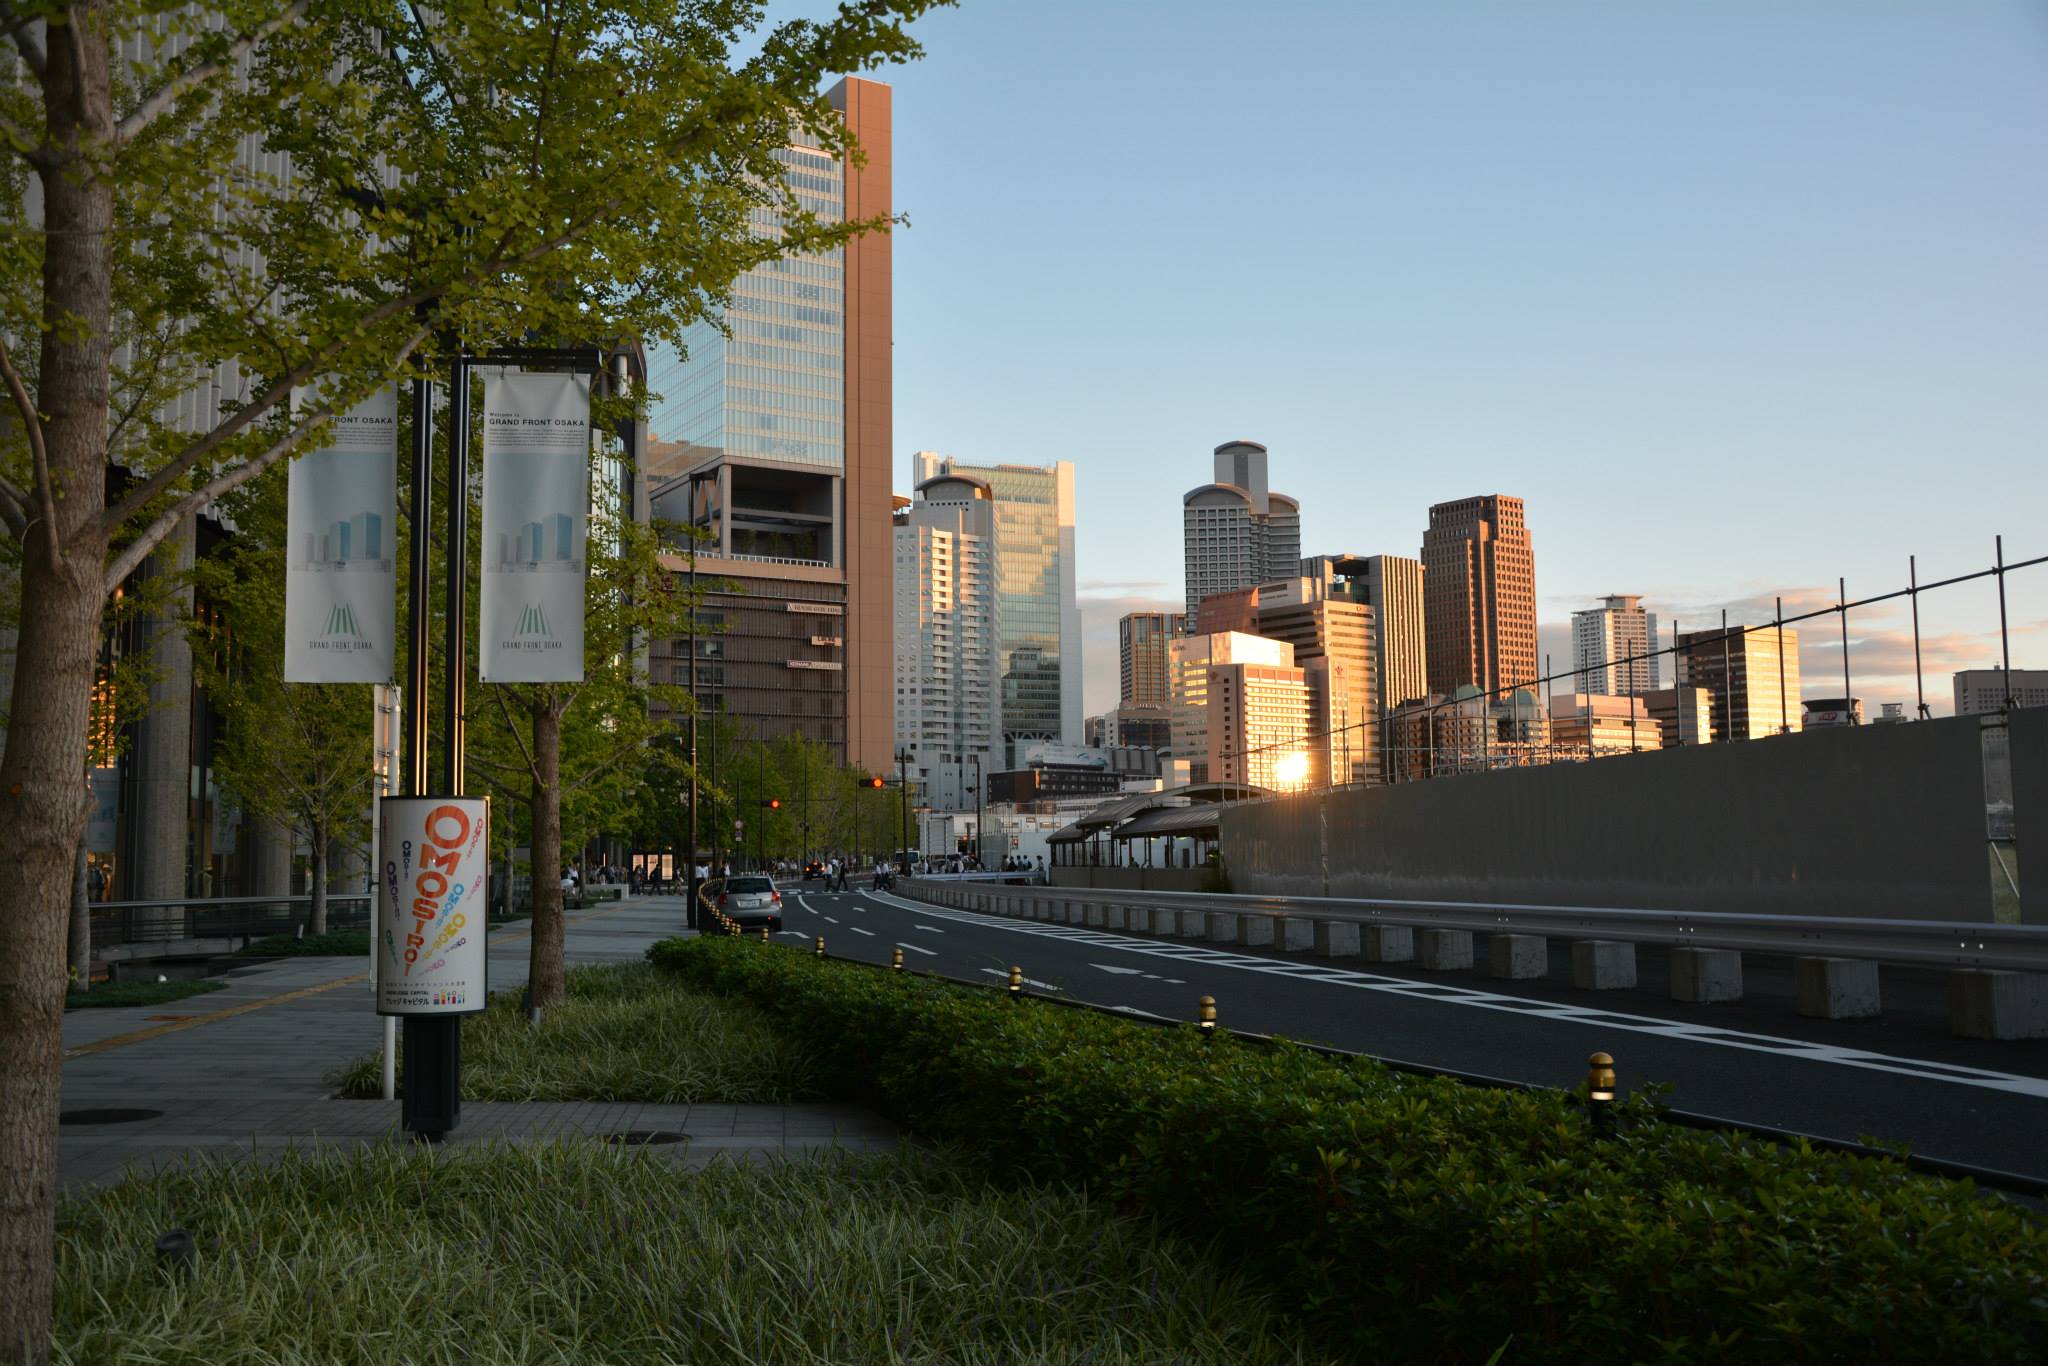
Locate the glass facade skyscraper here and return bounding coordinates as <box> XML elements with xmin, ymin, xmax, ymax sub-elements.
<box><xmin>912</xmin><ymin>453</ymin><xmax>1080</xmax><ymax>761</ymax></box>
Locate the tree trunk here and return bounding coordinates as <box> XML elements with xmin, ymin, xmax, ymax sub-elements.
<box><xmin>526</xmin><ymin>704</ymin><xmax>566</xmax><ymax>1010</ymax></box>
<box><xmin>308</xmin><ymin>827</ymin><xmax>328</xmax><ymax>938</ymax></box>
<box><xmin>1</xmin><ymin>14</ymin><xmax>117</xmax><ymax>1361</ymax></box>
<box><xmin>68</xmin><ymin>843</ymin><xmax>90</xmax><ymax>993</ymax></box>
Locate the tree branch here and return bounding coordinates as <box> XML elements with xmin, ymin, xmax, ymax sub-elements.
<box><xmin>0</xmin><ymin>331</ymin><xmax>61</xmax><ymax>573</ymax></box>
<box><xmin>0</xmin><ymin>1</ymin><xmax>45</xmax><ymax>76</ymax></box>
<box><xmin>491</xmin><ymin>686</ymin><xmax>540</xmax><ymax>781</ymax></box>
<box><xmin>114</xmin><ymin>3</ymin><xmax>311</xmax><ymax>145</ymax></box>
<box><xmin>560</xmin><ymin>731</ymin><xmax>648</xmax><ymax>796</ymax></box>
<box><xmin>103</xmin><ymin>324</ymin><xmax>431</xmax><ymax>592</ymax></box>
<box><xmin>0</xmin><ymin>473</ymin><xmax>27</xmax><ymax>538</ymax></box>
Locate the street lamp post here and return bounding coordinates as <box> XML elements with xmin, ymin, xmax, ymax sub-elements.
<box><xmin>896</xmin><ymin>748</ymin><xmax>911</xmax><ymax>874</ymax></box>
<box><xmin>970</xmin><ymin>753</ymin><xmax>983</xmax><ymax>870</ymax></box>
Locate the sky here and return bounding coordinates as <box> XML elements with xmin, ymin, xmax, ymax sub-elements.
<box><xmin>780</xmin><ymin>1</ymin><xmax>2048</xmax><ymax>717</ymax></box>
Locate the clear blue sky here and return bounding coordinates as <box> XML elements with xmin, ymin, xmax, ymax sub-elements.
<box><xmin>793</xmin><ymin>1</ymin><xmax>2048</xmax><ymax>715</ymax></box>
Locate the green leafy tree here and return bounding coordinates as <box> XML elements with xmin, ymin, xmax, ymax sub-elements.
<box><xmin>0</xmin><ymin>2</ymin><xmax>943</xmax><ymax>1356</ymax></box>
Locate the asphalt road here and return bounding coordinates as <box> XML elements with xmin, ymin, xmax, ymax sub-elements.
<box><xmin>747</xmin><ymin>881</ymin><xmax>2048</xmax><ymax>1182</ymax></box>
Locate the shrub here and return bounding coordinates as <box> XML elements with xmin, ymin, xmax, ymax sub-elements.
<box><xmin>236</xmin><ymin>928</ymin><xmax>370</xmax><ymax>957</ymax></box>
<box><xmin>66</xmin><ymin>978</ymin><xmax>226</xmax><ymax>1010</ymax></box>
<box><xmin>649</xmin><ymin>934</ymin><xmax>2048</xmax><ymax>1366</ymax></box>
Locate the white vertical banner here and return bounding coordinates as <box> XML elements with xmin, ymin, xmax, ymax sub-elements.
<box><xmin>479</xmin><ymin>370</ymin><xmax>591</xmax><ymax>682</ymax></box>
<box><xmin>284</xmin><ymin>388</ymin><xmax>398</xmax><ymax>681</ymax></box>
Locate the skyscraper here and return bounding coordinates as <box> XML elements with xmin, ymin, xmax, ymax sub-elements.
<box><xmin>1118</xmin><ymin>610</ymin><xmax>1185</xmax><ymax>708</ymax></box>
<box><xmin>1182</xmin><ymin>440</ymin><xmax>1301</xmax><ymax>619</ymax></box>
<box><xmin>1302</xmin><ymin>552</ymin><xmax>1428</xmax><ymax>714</ymax></box>
<box><xmin>912</xmin><ymin>452</ymin><xmax>1080</xmax><ymax>761</ymax></box>
<box><xmin>646</xmin><ymin>77</ymin><xmax>893</xmax><ymax>771</ymax></box>
<box><xmin>1167</xmin><ymin>630</ymin><xmax>1292</xmax><ymax>784</ymax></box>
<box><xmin>892</xmin><ymin>474</ymin><xmax>1001</xmax><ymax>811</ymax></box>
<box><xmin>1676</xmin><ymin>626</ymin><xmax>1802</xmax><ymax>741</ymax></box>
<box><xmin>1572</xmin><ymin>594</ymin><xmax>1660</xmax><ymax>696</ymax></box>
<box><xmin>1421</xmin><ymin>495</ymin><xmax>1537</xmax><ymax>698</ymax></box>
<box><xmin>1251</xmin><ymin>579</ymin><xmax>1377</xmax><ymax>787</ymax></box>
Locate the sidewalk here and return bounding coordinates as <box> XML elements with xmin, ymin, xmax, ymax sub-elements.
<box><xmin>59</xmin><ymin>897</ymin><xmax>895</xmax><ymax>1191</ymax></box>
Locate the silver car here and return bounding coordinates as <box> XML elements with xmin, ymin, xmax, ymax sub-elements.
<box><xmin>715</xmin><ymin>875</ymin><xmax>783</xmax><ymax>932</ymax></box>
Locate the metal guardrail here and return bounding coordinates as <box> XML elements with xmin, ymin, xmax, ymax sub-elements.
<box><xmin>90</xmin><ymin>894</ymin><xmax>371</xmax><ymax>948</ymax></box>
<box><xmin>906</xmin><ymin>880</ymin><xmax>2048</xmax><ymax>974</ymax></box>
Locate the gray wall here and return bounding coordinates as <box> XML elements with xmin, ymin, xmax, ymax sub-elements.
<box><xmin>2014</xmin><ymin>706</ymin><xmax>2047</xmax><ymax>926</ymax></box>
<box><xmin>1049</xmin><ymin>865</ymin><xmax>1208</xmax><ymax>893</ymax></box>
<box><xmin>1223</xmin><ymin>713</ymin><xmax>1994</xmax><ymax>921</ymax></box>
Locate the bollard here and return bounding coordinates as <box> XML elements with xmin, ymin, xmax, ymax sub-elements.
<box><xmin>892</xmin><ymin>947</ymin><xmax>904</xmax><ymax>972</ymax></box>
<box><xmin>1586</xmin><ymin>1051</ymin><xmax>1617</xmax><ymax>1134</ymax></box>
<box><xmin>760</xmin><ymin>926</ymin><xmax>770</xmax><ymax>943</ymax></box>
<box><xmin>1008</xmin><ymin>965</ymin><xmax>1023</xmax><ymax>997</ymax></box>
<box><xmin>815</xmin><ymin>935</ymin><xmax>826</xmax><ymax>958</ymax></box>
<box><xmin>1198</xmin><ymin>995</ymin><xmax>1217</xmax><ymax>1035</ymax></box>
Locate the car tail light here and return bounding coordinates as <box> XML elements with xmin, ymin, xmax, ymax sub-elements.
<box><xmin>771</xmin><ymin>891</ymin><xmax>781</xmax><ymax>903</ymax></box>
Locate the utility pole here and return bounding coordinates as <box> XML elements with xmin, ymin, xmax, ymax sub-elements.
<box><xmin>684</xmin><ymin>547</ymin><xmax>697</xmax><ymax>925</ymax></box>
<box><xmin>896</xmin><ymin>748</ymin><xmax>910</xmax><ymax>874</ymax></box>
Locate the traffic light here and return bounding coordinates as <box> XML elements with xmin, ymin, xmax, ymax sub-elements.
<box><xmin>765</xmin><ymin>797</ymin><xmax>781</xmax><ymax>810</ymax></box>
<box><xmin>868</xmin><ymin>775</ymin><xmax>884</xmax><ymax>789</ymax></box>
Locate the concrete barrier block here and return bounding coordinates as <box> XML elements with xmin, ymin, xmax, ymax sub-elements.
<box><xmin>1363</xmin><ymin>925</ymin><xmax>1414</xmax><ymax>963</ymax></box>
<box><xmin>1279</xmin><ymin>918</ymin><xmax>1315</xmax><ymax>952</ymax></box>
<box><xmin>1312</xmin><ymin>921</ymin><xmax>1360</xmax><ymax>957</ymax></box>
<box><xmin>1571</xmin><ymin>940</ymin><xmax>1637</xmax><ymax>991</ymax></box>
<box><xmin>1238</xmin><ymin>916</ymin><xmax>1275</xmax><ymax>948</ymax></box>
<box><xmin>1949</xmin><ymin>970</ymin><xmax>2048</xmax><ymax>1039</ymax></box>
<box><xmin>1084</xmin><ymin>905</ymin><xmax>1107</xmax><ymax>928</ymax></box>
<box><xmin>1418</xmin><ymin>928</ymin><xmax>1472</xmax><ymax>971</ymax></box>
<box><xmin>1104</xmin><ymin>906</ymin><xmax>1128</xmax><ymax>931</ymax></box>
<box><xmin>1179</xmin><ymin>909</ymin><xmax>1210</xmax><ymax>939</ymax></box>
<box><xmin>1670</xmin><ymin>947</ymin><xmax>1743</xmax><ymax>1003</ymax></box>
<box><xmin>1207</xmin><ymin>911</ymin><xmax>1242</xmax><ymax>943</ymax></box>
<box><xmin>1797</xmin><ymin>957</ymin><xmax>1881</xmax><ymax>1020</ymax></box>
<box><xmin>1488</xmin><ymin>933</ymin><xmax>1547</xmax><ymax>980</ymax></box>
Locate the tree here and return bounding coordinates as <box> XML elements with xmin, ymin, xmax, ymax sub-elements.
<box><xmin>0</xmin><ymin>3</ymin><xmax>943</xmax><ymax>1357</ymax></box>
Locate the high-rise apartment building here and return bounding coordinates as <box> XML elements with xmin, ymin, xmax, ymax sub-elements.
<box><xmin>911</xmin><ymin>452</ymin><xmax>1080</xmax><ymax>760</ymax></box>
<box><xmin>1119</xmin><ymin>610</ymin><xmax>1186</xmax><ymax>708</ymax></box>
<box><xmin>892</xmin><ymin>474</ymin><xmax>1001</xmax><ymax>811</ymax></box>
<box><xmin>1421</xmin><ymin>495</ymin><xmax>1537</xmax><ymax>698</ymax></box>
<box><xmin>1954</xmin><ymin>669</ymin><xmax>2048</xmax><ymax>715</ymax></box>
<box><xmin>1572</xmin><ymin>595</ymin><xmax>1660</xmax><ymax>696</ymax></box>
<box><xmin>1676</xmin><ymin>626</ymin><xmax>1802</xmax><ymax>741</ymax></box>
<box><xmin>1183</xmin><ymin>440</ymin><xmax>1301</xmax><ymax>619</ymax></box>
<box><xmin>1167</xmin><ymin>631</ymin><xmax>1292</xmax><ymax>784</ymax></box>
<box><xmin>647</xmin><ymin>77</ymin><xmax>893</xmax><ymax>772</ymax></box>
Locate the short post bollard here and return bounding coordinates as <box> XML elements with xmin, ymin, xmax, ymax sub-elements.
<box><xmin>1586</xmin><ymin>1051</ymin><xmax>1617</xmax><ymax>1135</ymax></box>
<box><xmin>892</xmin><ymin>947</ymin><xmax>904</xmax><ymax>972</ymax></box>
<box><xmin>1198</xmin><ymin>995</ymin><xmax>1217</xmax><ymax>1036</ymax></box>
<box><xmin>1008</xmin><ymin>965</ymin><xmax>1023</xmax><ymax>997</ymax></box>
<box><xmin>814</xmin><ymin>936</ymin><xmax>825</xmax><ymax>958</ymax></box>
<box><xmin>760</xmin><ymin>925</ymin><xmax>770</xmax><ymax>943</ymax></box>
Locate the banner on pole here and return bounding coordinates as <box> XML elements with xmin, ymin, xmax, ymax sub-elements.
<box><xmin>375</xmin><ymin>796</ymin><xmax>489</xmax><ymax>1015</ymax></box>
<box><xmin>284</xmin><ymin>388</ymin><xmax>398</xmax><ymax>682</ymax></box>
<box><xmin>480</xmin><ymin>370</ymin><xmax>591</xmax><ymax>682</ymax></box>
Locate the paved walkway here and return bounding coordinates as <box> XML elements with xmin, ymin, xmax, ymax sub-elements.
<box><xmin>59</xmin><ymin>897</ymin><xmax>894</xmax><ymax>1190</ymax></box>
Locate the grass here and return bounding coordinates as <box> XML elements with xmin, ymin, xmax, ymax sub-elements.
<box><xmin>330</xmin><ymin>962</ymin><xmax>820</xmax><ymax>1103</ymax></box>
<box><xmin>52</xmin><ymin>1144</ymin><xmax>1326</xmax><ymax>1366</ymax></box>
<box><xmin>236</xmin><ymin>928</ymin><xmax>371</xmax><ymax>957</ymax></box>
<box><xmin>66</xmin><ymin>978</ymin><xmax>226</xmax><ymax>1010</ymax></box>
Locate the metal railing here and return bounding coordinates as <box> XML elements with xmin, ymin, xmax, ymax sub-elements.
<box><xmin>904</xmin><ymin>879</ymin><xmax>2048</xmax><ymax>973</ymax></box>
<box><xmin>91</xmin><ymin>894</ymin><xmax>371</xmax><ymax>949</ymax></box>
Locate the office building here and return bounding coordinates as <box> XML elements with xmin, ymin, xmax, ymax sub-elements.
<box><xmin>648</xmin><ymin>77</ymin><xmax>893</xmax><ymax>771</ymax></box>
<box><xmin>1119</xmin><ymin>610</ymin><xmax>1186</xmax><ymax>707</ymax></box>
<box><xmin>1676</xmin><ymin>626</ymin><xmax>1802</xmax><ymax>741</ymax></box>
<box><xmin>1209</xmin><ymin>661</ymin><xmax>1314</xmax><ymax>792</ymax></box>
<box><xmin>1250</xmin><ymin>579</ymin><xmax>1378</xmax><ymax>787</ymax></box>
<box><xmin>913</xmin><ymin>452</ymin><xmax>1081</xmax><ymax>760</ymax></box>
<box><xmin>1954</xmin><ymin>669</ymin><xmax>2048</xmax><ymax>716</ymax></box>
<box><xmin>1422</xmin><ymin>495</ymin><xmax>1537</xmax><ymax>698</ymax></box>
<box><xmin>1572</xmin><ymin>594</ymin><xmax>1660</xmax><ymax>696</ymax></box>
<box><xmin>1183</xmin><ymin>440</ymin><xmax>1300</xmax><ymax>619</ymax></box>
<box><xmin>1549</xmin><ymin>693</ymin><xmax>1662</xmax><ymax>757</ymax></box>
<box><xmin>1386</xmin><ymin>688</ymin><xmax>1549</xmax><ymax>781</ymax></box>
<box><xmin>1641</xmin><ymin>686</ymin><xmax>1713</xmax><ymax>748</ymax></box>
<box><xmin>1167</xmin><ymin>631</ymin><xmax>1293</xmax><ymax>784</ymax></box>
<box><xmin>1108</xmin><ymin>703</ymin><xmax>1173</xmax><ymax>752</ymax></box>
<box><xmin>892</xmin><ymin>473</ymin><xmax>1001</xmax><ymax>812</ymax></box>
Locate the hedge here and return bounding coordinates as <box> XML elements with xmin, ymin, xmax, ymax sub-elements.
<box><xmin>649</xmin><ymin>934</ymin><xmax>2048</xmax><ymax>1365</ymax></box>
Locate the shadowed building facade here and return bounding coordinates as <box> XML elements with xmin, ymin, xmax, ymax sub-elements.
<box><xmin>1422</xmin><ymin>494</ymin><xmax>1537</xmax><ymax>699</ymax></box>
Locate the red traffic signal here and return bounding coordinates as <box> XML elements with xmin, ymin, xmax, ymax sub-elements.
<box><xmin>868</xmin><ymin>776</ymin><xmax>885</xmax><ymax>788</ymax></box>
<box><xmin>768</xmin><ymin>797</ymin><xmax>781</xmax><ymax>810</ymax></box>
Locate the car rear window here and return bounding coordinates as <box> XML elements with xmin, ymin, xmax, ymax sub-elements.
<box><xmin>726</xmin><ymin>877</ymin><xmax>773</xmax><ymax>893</ymax></box>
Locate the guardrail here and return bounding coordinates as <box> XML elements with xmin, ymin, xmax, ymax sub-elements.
<box><xmin>904</xmin><ymin>880</ymin><xmax>2048</xmax><ymax>974</ymax></box>
<box><xmin>90</xmin><ymin>894</ymin><xmax>372</xmax><ymax>949</ymax></box>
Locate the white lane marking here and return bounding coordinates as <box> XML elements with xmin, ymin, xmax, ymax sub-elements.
<box><xmin>979</xmin><ymin>967</ymin><xmax>1063</xmax><ymax>993</ymax></box>
<box><xmin>851</xmin><ymin>926</ymin><xmax>875</xmax><ymax>937</ymax></box>
<box><xmin>859</xmin><ymin>890</ymin><xmax>2048</xmax><ymax>1101</ymax></box>
<box><xmin>823</xmin><ymin>915</ymin><xmax>840</xmax><ymax>925</ymax></box>
<box><xmin>912</xmin><ymin>924</ymin><xmax>944</xmax><ymax>934</ymax></box>
<box><xmin>795</xmin><ymin>895</ymin><xmax>817</xmax><ymax>916</ymax></box>
<box><xmin>895</xmin><ymin>941</ymin><xmax>938</xmax><ymax>957</ymax></box>
<box><xmin>1092</xmin><ymin>963</ymin><xmax>1145</xmax><ymax>976</ymax></box>
<box><xmin>775</xmin><ymin>931</ymin><xmax>808</xmax><ymax>939</ymax></box>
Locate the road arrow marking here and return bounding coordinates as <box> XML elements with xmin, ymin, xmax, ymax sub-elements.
<box><xmin>912</xmin><ymin>924</ymin><xmax>944</xmax><ymax>934</ymax></box>
<box><xmin>1091</xmin><ymin>963</ymin><xmax>1145</xmax><ymax>975</ymax></box>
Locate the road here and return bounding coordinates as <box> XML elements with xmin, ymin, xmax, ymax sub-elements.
<box><xmin>749</xmin><ymin>882</ymin><xmax>2048</xmax><ymax>1181</ymax></box>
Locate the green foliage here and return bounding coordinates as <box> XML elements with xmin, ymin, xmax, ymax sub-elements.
<box><xmin>53</xmin><ymin>1144</ymin><xmax>1318</xmax><ymax>1366</ymax></box>
<box><xmin>63</xmin><ymin>978</ymin><xmax>225</xmax><ymax>1011</ymax></box>
<box><xmin>649</xmin><ymin>935</ymin><xmax>2048</xmax><ymax>1366</ymax></box>
<box><xmin>1197</xmin><ymin>856</ymin><xmax>1233</xmax><ymax>894</ymax></box>
<box><xmin>328</xmin><ymin>963</ymin><xmax>817</xmax><ymax>1103</ymax></box>
<box><xmin>235</xmin><ymin>929</ymin><xmax>370</xmax><ymax>958</ymax></box>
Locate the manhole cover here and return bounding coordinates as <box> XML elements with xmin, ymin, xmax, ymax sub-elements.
<box><xmin>60</xmin><ymin>1108</ymin><xmax>163</xmax><ymax>1126</ymax></box>
<box><xmin>600</xmin><ymin>1130</ymin><xmax>689</xmax><ymax>1147</ymax></box>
